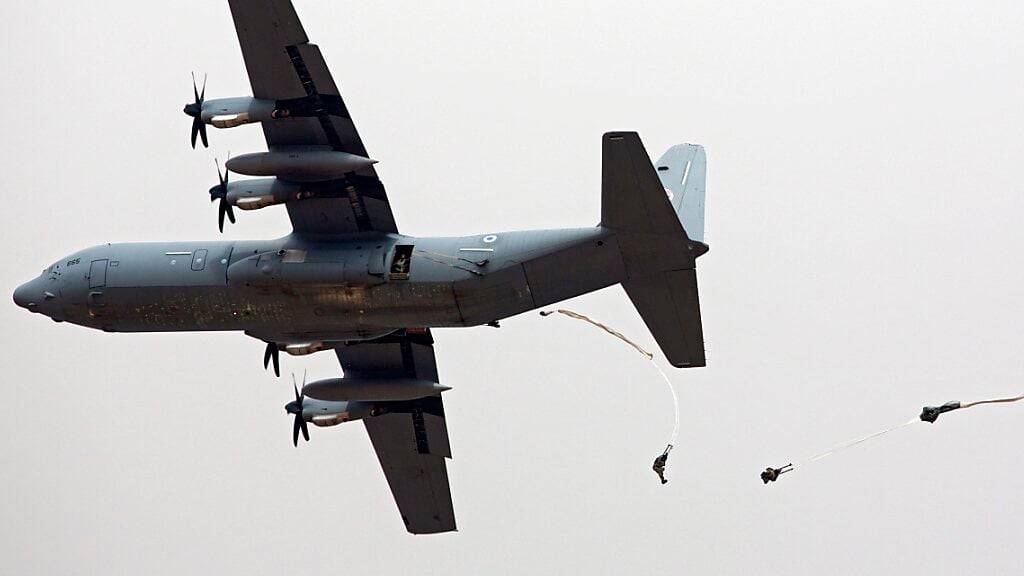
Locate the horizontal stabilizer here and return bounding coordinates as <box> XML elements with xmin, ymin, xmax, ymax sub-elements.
<box><xmin>623</xmin><ymin>268</ymin><xmax>705</xmax><ymax>368</ymax></box>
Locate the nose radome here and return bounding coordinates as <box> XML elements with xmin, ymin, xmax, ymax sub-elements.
<box><xmin>13</xmin><ymin>280</ymin><xmax>35</xmax><ymax>310</ymax></box>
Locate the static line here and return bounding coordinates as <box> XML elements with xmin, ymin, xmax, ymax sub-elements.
<box><xmin>961</xmin><ymin>393</ymin><xmax>1024</xmax><ymax>410</ymax></box>
<box><xmin>799</xmin><ymin>418</ymin><xmax>919</xmax><ymax>466</ymax></box>
<box><xmin>764</xmin><ymin>392</ymin><xmax>1024</xmax><ymax>483</ymax></box>
<box><xmin>651</xmin><ymin>360</ymin><xmax>682</xmax><ymax>444</ymax></box>
<box><xmin>540</xmin><ymin>308</ymin><xmax>681</xmax><ymax>445</ymax></box>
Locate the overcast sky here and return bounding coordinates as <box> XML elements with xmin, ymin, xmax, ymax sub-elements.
<box><xmin>2</xmin><ymin>1</ymin><xmax>1023</xmax><ymax>574</ymax></box>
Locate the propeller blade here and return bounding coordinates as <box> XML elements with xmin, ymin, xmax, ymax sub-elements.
<box><xmin>287</xmin><ymin>372</ymin><xmax>310</xmax><ymax>446</ymax></box>
<box><xmin>264</xmin><ymin>342</ymin><xmax>280</xmax><ymax>377</ymax></box>
<box><xmin>187</xmin><ymin>73</ymin><xmax>208</xmax><ymax>148</ymax></box>
<box><xmin>264</xmin><ymin>342</ymin><xmax>274</xmax><ymax>370</ymax></box>
<box><xmin>216</xmin><ymin>158</ymin><xmax>225</xmax><ymax>187</ymax></box>
<box><xmin>212</xmin><ymin>158</ymin><xmax>232</xmax><ymax>229</ymax></box>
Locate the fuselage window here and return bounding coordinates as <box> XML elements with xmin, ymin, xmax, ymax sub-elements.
<box><xmin>191</xmin><ymin>249</ymin><xmax>208</xmax><ymax>271</ymax></box>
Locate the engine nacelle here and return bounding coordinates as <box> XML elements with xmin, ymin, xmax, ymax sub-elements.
<box><xmin>200</xmin><ymin>97</ymin><xmax>283</xmax><ymax>128</ymax></box>
<box><xmin>224</xmin><ymin>177</ymin><xmax>305</xmax><ymax>211</ymax></box>
<box><xmin>284</xmin><ymin>341</ymin><xmax>332</xmax><ymax>356</ymax></box>
<box><xmin>303</xmin><ymin>377</ymin><xmax>450</xmax><ymax>402</ymax></box>
<box><xmin>302</xmin><ymin>399</ymin><xmax>377</xmax><ymax>427</ymax></box>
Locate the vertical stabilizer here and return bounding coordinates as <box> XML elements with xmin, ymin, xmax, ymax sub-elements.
<box><xmin>599</xmin><ymin>132</ymin><xmax>708</xmax><ymax>368</ymax></box>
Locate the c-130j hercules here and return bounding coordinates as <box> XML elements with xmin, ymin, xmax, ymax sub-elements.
<box><xmin>12</xmin><ymin>0</ymin><xmax>708</xmax><ymax>534</ymax></box>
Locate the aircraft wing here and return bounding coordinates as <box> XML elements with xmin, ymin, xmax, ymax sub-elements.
<box><xmin>335</xmin><ymin>330</ymin><xmax>456</xmax><ymax>534</ymax></box>
<box><xmin>227</xmin><ymin>0</ymin><xmax>398</xmax><ymax>234</ymax></box>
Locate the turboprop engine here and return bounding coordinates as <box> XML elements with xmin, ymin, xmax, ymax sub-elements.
<box><xmin>285</xmin><ymin>377</ymin><xmax>377</xmax><ymax>446</ymax></box>
<box><xmin>182</xmin><ymin>74</ymin><xmax>352</xmax><ymax>148</ymax></box>
<box><xmin>183</xmin><ymin>75</ymin><xmax>291</xmax><ymax>148</ymax></box>
<box><xmin>218</xmin><ymin>177</ymin><xmax>306</xmax><ymax>211</ymax></box>
<box><xmin>217</xmin><ymin>175</ymin><xmax>374</xmax><ymax>212</ymax></box>
<box><xmin>285</xmin><ymin>373</ymin><xmax>449</xmax><ymax>446</ymax></box>
<box><xmin>207</xmin><ymin>161</ymin><xmax>311</xmax><ymax>232</ymax></box>
<box><xmin>204</xmin><ymin>165</ymin><xmax>360</xmax><ymax>232</ymax></box>
<box><xmin>199</xmin><ymin>96</ymin><xmax>283</xmax><ymax>128</ymax></box>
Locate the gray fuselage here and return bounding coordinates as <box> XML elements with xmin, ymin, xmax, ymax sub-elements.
<box><xmin>14</xmin><ymin>228</ymin><xmax>627</xmax><ymax>342</ymax></box>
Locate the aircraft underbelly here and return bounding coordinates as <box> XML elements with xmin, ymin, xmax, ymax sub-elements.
<box><xmin>452</xmin><ymin>264</ymin><xmax>534</xmax><ymax>325</ymax></box>
<box><xmin>107</xmin><ymin>280</ymin><xmax>462</xmax><ymax>334</ymax></box>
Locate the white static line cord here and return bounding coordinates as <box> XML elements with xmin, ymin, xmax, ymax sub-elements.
<box><xmin>541</xmin><ymin>309</ymin><xmax>682</xmax><ymax>446</ymax></box>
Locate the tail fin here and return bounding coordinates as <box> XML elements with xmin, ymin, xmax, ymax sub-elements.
<box><xmin>600</xmin><ymin>132</ymin><xmax>708</xmax><ymax>368</ymax></box>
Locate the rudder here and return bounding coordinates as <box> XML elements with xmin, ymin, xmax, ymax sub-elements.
<box><xmin>655</xmin><ymin>144</ymin><xmax>706</xmax><ymax>243</ymax></box>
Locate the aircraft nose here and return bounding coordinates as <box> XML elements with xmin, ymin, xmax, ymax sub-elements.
<box><xmin>13</xmin><ymin>280</ymin><xmax>37</xmax><ymax>310</ymax></box>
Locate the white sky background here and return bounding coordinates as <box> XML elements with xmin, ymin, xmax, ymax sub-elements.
<box><xmin>2</xmin><ymin>0</ymin><xmax>1023</xmax><ymax>573</ymax></box>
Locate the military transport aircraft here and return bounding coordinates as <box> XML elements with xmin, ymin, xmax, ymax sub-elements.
<box><xmin>12</xmin><ymin>0</ymin><xmax>709</xmax><ymax>534</ymax></box>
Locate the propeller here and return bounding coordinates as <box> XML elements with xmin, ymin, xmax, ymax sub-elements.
<box><xmin>183</xmin><ymin>72</ymin><xmax>208</xmax><ymax>148</ymax></box>
<box><xmin>285</xmin><ymin>371</ymin><xmax>310</xmax><ymax>447</ymax></box>
<box><xmin>263</xmin><ymin>341</ymin><xmax>280</xmax><ymax>377</ymax></box>
<box><xmin>209</xmin><ymin>158</ymin><xmax>236</xmax><ymax>232</ymax></box>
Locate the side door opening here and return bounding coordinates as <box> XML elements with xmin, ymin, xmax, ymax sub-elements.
<box><xmin>389</xmin><ymin>245</ymin><xmax>413</xmax><ymax>281</ymax></box>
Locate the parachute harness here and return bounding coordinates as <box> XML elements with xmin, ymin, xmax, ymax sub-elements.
<box><xmin>761</xmin><ymin>393</ymin><xmax>1024</xmax><ymax>484</ymax></box>
<box><xmin>540</xmin><ymin>309</ymin><xmax>681</xmax><ymax>483</ymax></box>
